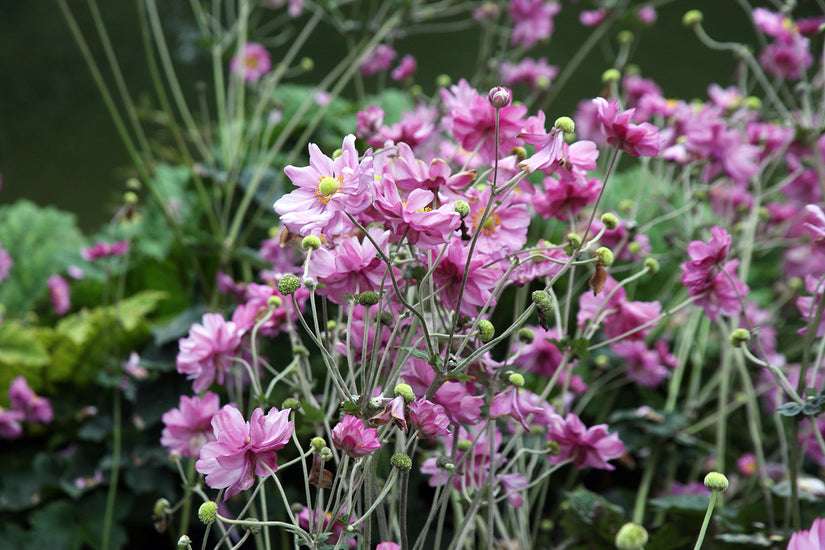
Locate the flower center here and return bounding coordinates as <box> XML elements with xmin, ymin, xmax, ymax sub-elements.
<box><xmin>315</xmin><ymin>175</ymin><xmax>344</xmax><ymax>205</ymax></box>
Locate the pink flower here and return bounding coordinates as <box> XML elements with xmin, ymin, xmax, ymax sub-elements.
<box><xmin>273</xmin><ymin>134</ymin><xmax>374</xmax><ymax>237</ymax></box>
<box><xmin>430</xmin><ymin>238</ymin><xmax>500</xmax><ymax>316</ymax></box>
<box><xmin>434</xmin><ymin>381</ymin><xmax>483</xmax><ymax>425</ymax></box>
<box><xmin>499</xmin><ymin>472</ymin><xmax>529</xmax><ymax>507</ymax></box>
<box><xmin>161</xmin><ymin>392</ymin><xmax>221</xmax><ymax>457</ymax></box>
<box><xmin>803</xmin><ymin>204</ymin><xmax>825</xmax><ymax>250</ymax></box>
<box><xmin>230</xmin><ymin>43</ymin><xmax>271</xmax><ymax>83</ymax></box>
<box><xmin>513</xmin><ymin>325</ymin><xmax>566</xmax><ymax>377</ymax></box>
<box><xmin>374</xmin><ymin>184</ymin><xmax>460</xmax><ymax>249</ymax></box>
<box><xmin>356</xmin><ymin>106</ymin><xmax>385</xmax><ymax>142</ymax></box>
<box><xmin>636</xmin><ymin>5</ymin><xmax>657</xmax><ymax>24</ymax></box>
<box><xmin>533</xmin><ymin>172</ymin><xmax>602</xmax><ymax>221</ymax></box>
<box><xmin>408</xmin><ymin>398</ymin><xmax>451</xmax><ymax>439</ymax></box>
<box><xmin>489</xmin><ymin>385</ymin><xmax>546</xmax><ymax>431</ymax></box>
<box><xmin>737</xmin><ymin>453</ymin><xmax>757</xmax><ymax>476</ymax></box>
<box><xmin>81</xmin><ymin>240</ymin><xmax>129</xmax><ymax>261</ymax></box>
<box><xmin>176</xmin><ymin>313</ymin><xmax>243</xmax><ymax>393</ymax></box>
<box><xmin>9</xmin><ymin>376</ymin><xmax>52</xmax><ymax>424</ymax></box>
<box><xmin>499</xmin><ymin>58</ymin><xmax>558</xmax><ymax>90</ymax></box>
<box><xmin>376</xmin><ymin>543</ymin><xmax>401</xmax><ymax>550</ymax></box>
<box><xmin>195</xmin><ymin>405</ymin><xmax>293</xmax><ymax>499</ymax></box>
<box><xmin>370</xmin><ymin>395</ymin><xmax>408</xmax><ymax>430</ymax></box>
<box><xmin>466</xmin><ymin>186</ymin><xmax>530</xmax><ymax>258</ymax></box>
<box><xmin>787</xmin><ymin>518</ymin><xmax>825</xmax><ymax>550</ymax></box>
<box><xmin>0</xmin><ymin>242</ymin><xmax>11</xmax><ymax>284</ymax></box>
<box><xmin>579</xmin><ymin>9</ymin><xmax>607</xmax><ymax>27</ymax></box>
<box><xmin>578</xmin><ymin>274</ymin><xmax>662</xmax><ymax>340</ymax></box>
<box><xmin>374</xmin><ymin>104</ymin><xmax>439</xmax><ymax>149</ymax></box>
<box><xmin>48</xmin><ymin>274</ymin><xmax>71</xmax><ymax>315</ymax></box>
<box><xmin>360</xmin><ymin>44</ymin><xmax>396</xmax><ymax>76</ymax></box>
<box><xmin>383</xmin><ymin>142</ymin><xmax>474</xmax><ymax>194</ymax></box>
<box><xmin>331</xmin><ymin>414</ymin><xmax>381</xmax><ymax>458</ymax></box>
<box><xmin>611</xmin><ymin>340</ymin><xmax>675</xmax><ymax>389</ymax></box>
<box><xmin>0</xmin><ymin>408</ymin><xmax>24</xmax><ymax>439</ymax></box>
<box><xmin>391</xmin><ymin>54</ymin><xmax>416</xmax><ymax>81</ymax></box>
<box><xmin>592</xmin><ymin>97</ymin><xmax>662</xmax><ymax>157</ymax></box>
<box><xmin>546</xmin><ymin>413</ymin><xmax>625</xmax><ymax>470</ymax></box>
<box><xmin>267</xmin><ymin>0</ymin><xmax>303</xmax><ymax>17</ymax></box>
<box><xmin>508</xmin><ymin>0</ymin><xmax>561</xmax><ymax>48</ymax></box>
<box><xmin>298</xmin><ymin>507</ymin><xmax>356</xmax><ymax>548</ymax></box>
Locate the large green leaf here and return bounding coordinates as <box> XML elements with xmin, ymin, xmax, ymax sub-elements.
<box><xmin>0</xmin><ymin>200</ymin><xmax>86</xmax><ymax>314</ymax></box>
<box><xmin>0</xmin><ymin>321</ymin><xmax>51</xmax><ymax>397</ymax></box>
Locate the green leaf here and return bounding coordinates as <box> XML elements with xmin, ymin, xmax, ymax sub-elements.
<box><xmin>0</xmin><ymin>321</ymin><xmax>51</xmax><ymax>397</ymax></box>
<box><xmin>649</xmin><ymin>493</ymin><xmax>711</xmax><ymax>513</ymax></box>
<box><xmin>559</xmin><ymin>488</ymin><xmax>626</xmax><ymax>548</ymax></box>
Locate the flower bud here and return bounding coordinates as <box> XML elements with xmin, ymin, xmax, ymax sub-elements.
<box><xmin>517</xmin><ymin>327</ymin><xmax>535</xmax><ymax>343</ymax></box>
<box><xmin>435</xmin><ymin>456</ymin><xmax>456</xmax><ymax>471</ymax></box>
<box><xmin>302</xmin><ymin>235</ymin><xmax>322</xmax><ymax>251</ymax></box>
<box><xmin>123</xmin><ymin>191</ymin><xmax>139</xmax><ymax>205</ymax></box>
<box><xmin>617</xmin><ymin>30</ymin><xmax>634</xmax><ymax>45</ymax></box>
<box><xmin>531</xmin><ymin>290</ymin><xmax>553</xmax><ymax>312</ymax></box>
<box><xmin>615</xmin><ymin>522</ymin><xmax>649</xmax><ymax>550</ymax></box>
<box><xmin>293</xmin><ymin>345</ymin><xmax>309</xmax><ymax>357</ymax></box>
<box><xmin>302</xmin><ymin>276</ymin><xmax>317</xmax><ymax>290</ymax></box>
<box><xmin>512</xmin><ymin>146</ymin><xmax>528</xmax><ymax>161</ymax></box>
<box><xmin>602</xmin><ymin>68</ymin><xmax>621</xmax><ymax>84</ymax></box>
<box><xmin>508</xmin><ymin>373</ymin><xmax>525</xmax><ymax>387</ymax></box>
<box><xmin>391</xmin><ymin>452</ymin><xmax>413</xmax><ymax>471</ymax></box>
<box><xmin>457</xmin><ymin>439</ymin><xmax>473</xmax><ymax>452</ymax></box>
<box><xmin>644</xmin><ymin>258</ymin><xmax>659</xmax><ymax>273</ymax></box>
<box><xmin>282</xmin><ymin>397</ymin><xmax>300</xmax><ymax>410</ymax></box>
<box><xmin>729</xmin><ymin>328</ymin><xmax>750</xmax><ymax>346</ymax></box>
<box><xmin>300</xmin><ymin>57</ymin><xmax>314</xmax><ymax>71</ymax></box>
<box><xmin>310</xmin><ymin>436</ymin><xmax>326</xmax><ymax>451</ymax></box>
<box><xmin>267</xmin><ymin>295</ymin><xmax>283</xmax><ymax>308</ymax></box>
<box><xmin>278</xmin><ymin>274</ymin><xmax>302</xmax><ymax>295</ymax></box>
<box><xmin>627</xmin><ymin>241</ymin><xmax>642</xmax><ymax>256</ymax></box>
<box><xmin>554</xmin><ymin>116</ymin><xmax>575</xmax><ymax>134</ymax></box>
<box><xmin>478</xmin><ymin>320</ymin><xmax>495</xmax><ymax>343</ymax></box>
<box><xmin>394</xmin><ymin>383</ymin><xmax>416</xmax><ymax>403</ymax></box>
<box><xmin>320</xmin><ymin>447</ymin><xmax>334</xmax><ymax>461</ymax></box>
<box><xmin>177</xmin><ymin>535</ymin><xmax>192</xmax><ymax>550</ymax></box>
<box><xmin>567</xmin><ymin>232</ymin><xmax>582</xmax><ymax>249</ymax></box>
<box><xmin>601</xmin><ymin>212</ymin><xmax>619</xmax><ymax>230</ymax></box>
<box><xmin>594</xmin><ymin>354</ymin><xmax>609</xmax><ymax>368</ymax></box>
<box><xmin>331</xmin><ymin>148</ymin><xmax>343</xmax><ymax>159</ymax></box>
<box><xmin>704</xmin><ymin>471</ymin><xmax>729</xmax><ymax>492</ymax></box>
<box><xmin>126</xmin><ymin>178</ymin><xmax>141</xmax><ymax>191</ymax></box>
<box><xmin>454</xmin><ymin>200</ymin><xmax>470</xmax><ymax>218</ymax></box>
<box><xmin>595</xmin><ymin>247</ymin><xmax>614</xmax><ymax>266</ymax></box>
<box><xmin>745</xmin><ymin>96</ymin><xmax>762</xmax><ymax>110</ymax></box>
<box><xmin>153</xmin><ymin>498</ymin><xmax>170</xmax><ymax>517</ymax></box>
<box><xmin>683</xmin><ymin>9</ymin><xmax>703</xmax><ymax>28</ymax></box>
<box><xmin>198</xmin><ymin>501</ymin><xmax>218</xmax><ymax>525</ymax></box>
<box><xmin>436</xmin><ymin>74</ymin><xmax>451</xmax><ymax>88</ymax></box>
<box><xmin>618</xmin><ymin>199</ymin><xmax>634</xmax><ymax>214</ymax></box>
<box><xmin>546</xmin><ymin>440</ymin><xmax>561</xmax><ymax>455</ymax></box>
<box><xmin>358</xmin><ymin>291</ymin><xmax>380</xmax><ymax>306</ymax></box>
<box><xmin>488</xmin><ymin>86</ymin><xmax>512</xmax><ymax>108</ymax></box>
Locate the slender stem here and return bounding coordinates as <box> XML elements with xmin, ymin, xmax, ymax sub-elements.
<box><xmin>693</xmin><ymin>490</ymin><xmax>718</xmax><ymax>550</ymax></box>
<box><xmin>101</xmin><ymin>388</ymin><xmax>121</xmax><ymax>549</ymax></box>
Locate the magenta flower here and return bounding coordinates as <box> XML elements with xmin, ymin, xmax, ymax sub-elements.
<box><xmin>636</xmin><ymin>5</ymin><xmax>657</xmax><ymax>24</ymax></box>
<box><xmin>499</xmin><ymin>472</ymin><xmax>529</xmax><ymax>507</ymax></box>
<box><xmin>489</xmin><ymin>385</ymin><xmax>546</xmax><ymax>431</ymax></box>
<box><xmin>508</xmin><ymin>0</ymin><xmax>561</xmax><ymax>48</ymax></box>
<box><xmin>48</xmin><ymin>274</ymin><xmax>71</xmax><ymax>315</ymax></box>
<box><xmin>195</xmin><ymin>405</ymin><xmax>293</xmax><ymax>499</ymax></box>
<box><xmin>533</xmin><ymin>172</ymin><xmax>602</xmax><ymax>221</ymax></box>
<box><xmin>360</xmin><ymin>44</ymin><xmax>396</xmax><ymax>76</ymax></box>
<box><xmin>356</xmin><ymin>106</ymin><xmax>385</xmax><ymax>143</ymax></box>
<box><xmin>803</xmin><ymin>204</ymin><xmax>825</xmax><ymax>250</ymax></box>
<box><xmin>331</xmin><ymin>414</ymin><xmax>381</xmax><ymax>458</ymax></box>
<box><xmin>298</xmin><ymin>507</ymin><xmax>356</xmax><ymax>548</ymax></box>
<box><xmin>0</xmin><ymin>241</ymin><xmax>12</xmax><ymax>285</ymax></box>
<box><xmin>374</xmin><ymin>103</ymin><xmax>439</xmax><ymax>149</ymax></box>
<box><xmin>9</xmin><ymin>376</ymin><xmax>52</xmax><ymax>424</ymax></box>
<box><xmin>500</xmin><ymin>58</ymin><xmax>558</xmax><ymax>90</ymax></box>
<box><xmin>376</xmin><ymin>543</ymin><xmax>400</xmax><ymax>550</ymax></box>
<box><xmin>370</xmin><ymin>395</ymin><xmax>408</xmax><ymax>430</ymax></box>
<box><xmin>273</xmin><ymin>134</ymin><xmax>374</xmax><ymax>237</ymax></box>
<box><xmin>579</xmin><ymin>9</ymin><xmax>607</xmax><ymax>27</ymax></box>
<box><xmin>0</xmin><ymin>408</ymin><xmax>24</xmax><ymax>439</ymax></box>
<box><xmin>592</xmin><ymin>97</ymin><xmax>662</xmax><ymax>157</ymax></box>
<box><xmin>230</xmin><ymin>42</ymin><xmax>271</xmax><ymax>83</ymax></box>
<box><xmin>466</xmin><ymin>186</ymin><xmax>530</xmax><ymax>258</ymax></box>
<box><xmin>408</xmin><ymin>398</ymin><xmax>451</xmax><ymax>439</ymax></box>
<box><xmin>546</xmin><ymin>413</ymin><xmax>625</xmax><ymax>470</ymax></box>
<box><xmin>161</xmin><ymin>392</ymin><xmax>221</xmax><ymax>458</ymax></box>
<box><xmin>611</xmin><ymin>340</ymin><xmax>676</xmax><ymax>389</ymax></box>
<box><xmin>176</xmin><ymin>313</ymin><xmax>243</xmax><ymax>393</ymax></box>
<box><xmin>513</xmin><ymin>325</ymin><xmax>565</xmax><ymax>377</ymax></box>
<box><xmin>374</xmin><ymin>184</ymin><xmax>460</xmax><ymax>249</ymax></box>
<box><xmin>383</xmin><ymin>142</ymin><xmax>474</xmax><ymax>194</ymax></box>
<box><xmin>788</xmin><ymin>518</ymin><xmax>825</xmax><ymax>550</ymax></box>
<box><xmin>430</xmin><ymin>238</ymin><xmax>500</xmax><ymax>316</ymax></box>
<box><xmin>391</xmin><ymin>54</ymin><xmax>416</xmax><ymax>81</ymax></box>
<box><xmin>81</xmin><ymin>240</ymin><xmax>129</xmax><ymax>261</ymax></box>
<box><xmin>434</xmin><ymin>381</ymin><xmax>483</xmax><ymax>425</ymax></box>
<box><xmin>578</xmin><ymin>274</ymin><xmax>662</xmax><ymax>340</ymax></box>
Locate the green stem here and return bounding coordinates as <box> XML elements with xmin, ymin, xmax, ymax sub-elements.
<box><xmin>101</xmin><ymin>388</ymin><xmax>121</xmax><ymax>549</ymax></box>
<box><xmin>693</xmin><ymin>490</ymin><xmax>718</xmax><ymax>550</ymax></box>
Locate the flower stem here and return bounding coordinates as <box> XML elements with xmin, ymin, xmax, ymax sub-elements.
<box><xmin>693</xmin><ymin>490</ymin><xmax>718</xmax><ymax>550</ymax></box>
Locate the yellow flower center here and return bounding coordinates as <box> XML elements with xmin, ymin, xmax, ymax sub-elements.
<box><xmin>315</xmin><ymin>175</ymin><xmax>344</xmax><ymax>205</ymax></box>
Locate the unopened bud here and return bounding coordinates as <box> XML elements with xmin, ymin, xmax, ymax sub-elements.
<box><xmin>310</xmin><ymin>437</ymin><xmax>326</xmax><ymax>451</ymax></box>
<box><xmin>391</xmin><ymin>452</ymin><xmax>412</xmax><ymax>471</ymax></box>
<box><xmin>595</xmin><ymin>247</ymin><xmax>614</xmax><ymax>266</ymax></box>
<box><xmin>278</xmin><ymin>274</ymin><xmax>302</xmax><ymax>295</ymax></box>
<box><xmin>267</xmin><ymin>295</ymin><xmax>283</xmax><ymax>308</ymax></box>
<box><xmin>644</xmin><ymin>258</ymin><xmax>659</xmax><ymax>273</ymax></box>
<box><xmin>394</xmin><ymin>383</ymin><xmax>415</xmax><ymax>403</ymax></box>
<box><xmin>198</xmin><ymin>501</ymin><xmax>218</xmax><ymax>525</ymax></box>
<box><xmin>601</xmin><ymin>213</ymin><xmax>619</xmax><ymax>230</ymax></box>
<box><xmin>683</xmin><ymin>9</ymin><xmax>703</xmax><ymax>28</ymax></box>
<box><xmin>554</xmin><ymin>116</ymin><xmax>575</xmax><ymax>134</ymax></box>
<box><xmin>730</xmin><ymin>328</ymin><xmax>751</xmax><ymax>346</ymax></box>
<box><xmin>320</xmin><ymin>447</ymin><xmax>334</xmax><ymax>461</ymax></box>
<box><xmin>615</xmin><ymin>522</ymin><xmax>649</xmax><ymax>550</ymax></box>
<box><xmin>302</xmin><ymin>235</ymin><xmax>322</xmax><ymax>251</ymax></box>
<box><xmin>704</xmin><ymin>471</ymin><xmax>729</xmax><ymax>492</ymax></box>
<box><xmin>602</xmin><ymin>68</ymin><xmax>621</xmax><ymax>84</ymax></box>
<box><xmin>594</xmin><ymin>354</ymin><xmax>609</xmax><ymax>368</ymax></box>
<box><xmin>567</xmin><ymin>233</ymin><xmax>582</xmax><ymax>249</ymax></box>
<box><xmin>358</xmin><ymin>291</ymin><xmax>380</xmax><ymax>306</ymax></box>
<box><xmin>153</xmin><ymin>498</ymin><xmax>170</xmax><ymax>517</ymax></box>
<box><xmin>302</xmin><ymin>276</ymin><xmax>316</xmax><ymax>290</ymax></box>
<box><xmin>436</xmin><ymin>74</ymin><xmax>452</xmax><ymax>88</ymax></box>
<box><xmin>282</xmin><ymin>397</ymin><xmax>300</xmax><ymax>410</ymax></box>
<box><xmin>331</xmin><ymin>148</ymin><xmax>343</xmax><ymax>159</ymax></box>
<box><xmin>177</xmin><ymin>535</ymin><xmax>192</xmax><ymax>550</ymax></box>
<box><xmin>512</xmin><ymin>146</ymin><xmax>528</xmax><ymax>161</ymax></box>
<box><xmin>488</xmin><ymin>86</ymin><xmax>512</xmax><ymax>108</ymax></box>
<box><xmin>546</xmin><ymin>440</ymin><xmax>561</xmax><ymax>455</ymax></box>
<box><xmin>478</xmin><ymin>320</ymin><xmax>495</xmax><ymax>342</ymax></box>
<box><xmin>454</xmin><ymin>200</ymin><xmax>470</xmax><ymax>218</ymax></box>
<box><xmin>435</xmin><ymin>456</ymin><xmax>456</xmax><ymax>472</ymax></box>
<box><xmin>617</xmin><ymin>30</ymin><xmax>634</xmax><ymax>44</ymax></box>
<box><xmin>123</xmin><ymin>191</ymin><xmax>139</xmax><ymax>205</ymax></box>
<box><xmin>508</xmin><ymin>373</ymin><xmax>525</xmax><ymax>387</ymax></box>
<box><xmin>531</xmin><ymin>290</ymin><xmax>553</xmax><ymax>312</ymax></box>
<box><xmin>300</xmin><ymin>57</ymin><xmax>314</xmax><ymax>71</ymax></box>
<box><xmin>745</xmin><ymin>96</ymin><xmax>762</xmax><ymax>110</ymax></box>
<box><xmin>457</xmin><ymin>439</ymin><xmax>473</xmax><ymax>452</ymax></box>
<box><xmin>517</xmin><ymin>327</ymin><xmax>535</xmax><ymax>343</ymax></box>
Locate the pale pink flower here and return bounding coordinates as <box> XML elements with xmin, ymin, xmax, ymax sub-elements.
<box><xmin>161</xmin><ymin>392</ymin><xmax>220</xmax><ymax>457</ymax></box>
<box><xmin>383</xmin><ymin>142</ymin><xmax>474</xmax><ymax>194</ymax></box>
<box><xmin>500</xmin><ymin>58</ymin><xmax>558</xmax><ymax>90</ymax></box>
<box><xmin>360</xmin><ymin>44</ymin><xmax>396</xmax><ymax>76</ymax></box>
<box><xmin>376</xmin><ymin>543</ymin><xmax>400</xmax><ymax>550</ymax></box>
<box><xmin>374</xmin><ymin>184</ymin><xmax>460</xmax><ymax>249</ymax></box>
<box><xmin>592</xmin><ymin>97</ymin><xmax>662</xmax><ymax>157</ymax></box>
<box><xmin>577</xmin><ymin>274</ymin><xmax>662</xmax><ymax>340</ymax></box>
<box><xmin>489</xmin><ymin>385</ymin><xmax>546</xmax><ymax>431</ymax></box>
<box><xmin>375</xmin><ymin>103</ymin><xmax>439</xmax><ymax>149</ymax></box>
<box><xmin>0</xmin><ymin>242</ymin><xmax>11</xmax><ymax>284</ymax></box>
<box><xmin>580</xmin><ymin>9</ymin><xmax>607</xmax><ymax>27</ymax></box>
<box><xmin>803</xmin><ymin>204</ymin><xmax>825</xmax><ymax>250</ymax></box>
<box><xmin>48</xmin><ymin>274</ymin><xmax>70</xmax><ymax>315</ymax></box>
<box><xmin>195</xmin><ymin>405</ymin><xmax>293</xmax><ymax>499</ymax></box>
<box><xmin>0</xmin><ymin>408</ymin><xmax>24</xmax><ymax>439</ymax></box>
<box><xmin>391</xmin><ymin>54</ymin><xmax>416</xmax><ymax>81</ymax></box>
<box><xmin>499</xmin><ymin>472</ymin><xmax>529</xmax><ymax>507</ymax></box>
<box><xmin>546</xmin><ymin>413</ymin><xmax>625</xmax><ymax>470</ymax></box>
<box><xmin>176</xmin><ymin>313</ymin><xmax>243</xmax><ymax>393</ymax></box>
<box><xmin>331</xmin><ymin>414</ymin><xmax>381</xmax><ymax>458</ymax></box>
<box><xmin>508</xmin><ymin>0</ymin><xmax>561</xmax><ymax>48</ymax></box>
<box><xmin>356</xmin><ymin>106</ymin><xmax>385</xmax><ymax>142</ymax></box>
<box><xmin>370</xmin><ymin>395</ymin><xmax>408</xmax><ymax>430</ymax></box>
<box><xmin>9</xmin><ymin>376</ymin><xmax>52</xmax><ymax>424</ymax></box>
<box><xmin>82</xmin><ymin>240</ymin><xmax>129</xmax><ymax>261</ymax></box>
<box><xmin>230</xmin><ymin>42</ymin><xmax>271</xmax><ymax>83</ymax></box>
<box><xmin>430</xmin><ymin>238</ymin><xmax>500</xmax><ymax>316</ymax></box>
<box><xmin>466</xmin><ymin>186</ymin><xmax>530</xmax><ymax>257</ymax></box>
<box><xmin>273</xmin><ymin>134</ymin><xmax>374</xmax><ymax>237</ymax></box>
<box><xmin>533</xmin><ymin>172</ymin><xmax>602</xmax><ymax>221</ymax></box>
<box><xmin>611</xmin><ymin>340</ymin><xmax>675</xmax><ymax>389</ymax></box>
<box><xmin>636</xmin><ymin>5</ymin><xmax>656</xmax><ymax>24</ymax></box>
<box><xmin>787</xmin><ymin>518</ymin><xmax>825</xmax><ymax>550</ymax></box>
<box><xmin>298</xmin><ymin>507</ymin><xmax>356</xmax><ymax>548</ymax></box>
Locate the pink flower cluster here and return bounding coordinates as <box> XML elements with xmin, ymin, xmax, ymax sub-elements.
<box><xmin>0</xmin><ymin>376</ymin><xmax>53</xmax><ymax>440</ymax></box>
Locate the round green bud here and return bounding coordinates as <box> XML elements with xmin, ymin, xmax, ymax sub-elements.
<box><xmin>567</xmin><ymin>232</ymin><xmax>583</xmax><ymax>249</ymax></box>
<box><xmin>282</xmin><ymin>397</ymin><xmax>300</xmax><ymax>410</ymax></box>
<box><xmin>278</xmin><ymin>274</ymin><xmax>302</xmax><ymax>295</ymax></box>
<box><xmin>618</xmin><ymin>199</ymin><xmax>634</xmax><ymax>213</ymax></box>
<box><xmin>409</xmin><ymin>84</ymin><xmax>423</xmax><ymax>97</ymax></box>
<box><xmin>644</xmin><ymin>258</ymin><xmax>660</xmax><ymax>274</ymax></box>
<box><xmin>244</xmin><ymin>519</ymin><xmax>262</xmax><ymax>535</ymax></box>
<box><xmin>153</xmin><ymin>498</ymin><xmax>170</xmax><ymax>517</ymax></box>
<box><xmin>535</xmin><ymin>75</ymin><xmax>551</xmax><ymax>90</ymax></box>
<box><xmin>730</xmin><ymin>328</ymin><xmax>751</xmax><ymax>346</ymax></box>
<box><xmin>602</xmin><ymin>68</ymin><xmax>621</xmax><ymax>84</ymax></box>
<box><xmin>327</xmin><ymin>320</ymin><xmax>337</xmax><ymax>331</ymax></box>
<box><xmin>267</xmin><ymin>295</ymin><xmax>283</xmax><ymax>308</ymax></box>
<box><xmin>627</xmin><ymin>241</ymin><xmax>642</xmax><ymax>256</ymax></box>
<box><xmin>512</xmin><ymin>146</ymin><xmax>528</xmax><ymax>161</ymax></box>
<box><xmin>529</xmin><ymin>424</ymin><xmax>546</xmax><ymax>436</ymax></box>
<box><xmin>331</xmin><ymin>148</ymin><xmax>343</xmax><ymax>159</ymax></box>
<box><xmin>358</xmin><ymin>291</ymin><xmax>380</xmax><ymax>306</ymax></box>
<box><xmin>554</xmin><ymin>116</ymin><xmax>575</xmax><ymax>134</ymax></box>
<box><xmin>435</xmin><ymin>74</ymin><xmax>452</xmax><ymax>88</ymax></box>
<box><xmin>478</xmin><ymin>320</ymin><xmax>495</xmax><ymax>343</ymax></box>
<box><xmin>546</xmin><ymin>440</ymin><xmax>561</xmax><ymax>456</ymax></box>
<box><xmin>457</xmin><ymin>439</ymin><xmax>473</xmax><ymax>452</ymax></box>
<box><xmin>788</xmin><ymin>277</ymin><xmax>803</xmax><ymax>292</ymax></box>
<box><xmin>745</xmin><ymin>96</ymin><xmax>762</xmax><ymax>110</ymax></box>
<box><xmin>198</xmin><ymin>501</ymin><xmax>218</xmax><ymax>525</ymax></box>
<box><xmin>601</xmin><ymin>212</ymin><xmax>619</xmax><ymax>230</ymax></box>
<box><xmin>394</xmin><ymin>383</ymin><xmax>416</xmax><ymax>403</ymax></box>
<box><xmin>300</xmin><ymin>57</ymin><xmax>314</xmax><ymax>71</ymax></box>
<box><xmin>704</xmin><ymin>471</ymin><xmax>729</xmax><ymax>492</ymax></box>
<box><xmin>302</xmin><ymin>276</ymin><xmax>317</xmax><ymax>290</ymax></box>
<box><xmin>126</xmin><ymin>178</ymin><xmax>141</xmax><ymax>191</ymax></box>
<box><xmin>310</xmin><ymin>437</ymin><xmax>326</xmax><ymax>451</ymax></box>
<box><xmin>317</xmin><ymin>176</ymin><xmax>338</xmax><ymax>196</ymax></box>
<box><xmin>531</xmin><ymin>290</ymin><xmax>553</xmax><ymax>312</ymax></box>
<box><xmin>302</xmin><ymin>235</ymin><xmax>322</xmax><ymax>251</ymax></box>
<box><xmin>693</xmin><ymin>189</ymin><xmax>708</xmax><ymax>201</ymax></box>
<box><xmin>518</xmin><ymin>327</ymin><xmax>535</xmax><ymax>343</ymax></box>
<box><xmin>625</xmin><ymin>64</ymin><xmax>641</xmax><ymax>76</ymax></box>
<box><xmin>540</xmin><ymin>519</ymin><xmax>554</xmax><ymax>531</ymax></box>
<box><xmin>683</xmin><ymin>9</ymin><xmax>703</xmax><ymax>28</ymax></box>
<box><xmin>508</xmin><ymin>373</ymin><xmax>525</xmax><ymax>387</ymax></box>
<box><xmin>617</xmin><ymin>30</ymin><xmax>634</xmax><ymax>45</ymax></box>
<box><xmin>320</xmin><ymin>447</ymin><xmax>334</xmax><ymax>461</ymax></box>
<box><xmin>615</xmin><ymin>522</ymin><xmax>649</xmax><ymax>550</ymax></box>
<box><xmin>177</xmin><ymin>535</ymin><xmax>192</xmax><ymax>550</ymax></box>
<box><xmin>379</xmin><ymin>311</ymin><xmax>394</xmax><ymax>326</ymax></box>
<box><xmin>757</xmin><ymin>207</ymin><xmax>770</xmax><ymax>222</ymax></box>
<box><xmin>268</xmin><ymin>226</ymin><xmax>280</xmax><ymax>238</ymax></box>
<box><xmin>391</xmin><ymin>452</ymin><xmax>413</xmax><ymax>472</ymax></box>
<box><xmin>594</xmin><ymin>354</ymin><xmax>609</xmax><ymax>368</ymax></box>
<box><xmin>435</xmin><ymin>456</ymin><xmax>455</xmax><ymax>471</ymax></box>
<box><xmin>123</xmin><ymin>191</ymin><xmax>139</xmax><ymax>205</ymax></box>
<box><xmin>454</xmin><ymin>200</ymin><xmax>470</xmax><ymax>218</ymax></box>
<box><xmin>595</xmin><ymin>247</ymin><xmax>614</xmax><ymax>266</ymax></box>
